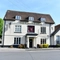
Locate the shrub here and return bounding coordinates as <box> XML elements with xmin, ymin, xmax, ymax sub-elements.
<box><xmin>10</xmin><ymin>45</ymin><xmax>13</xmax><ymax>48</ymax></box>
<box><xmin>56</xmin><ymin>44</ymin><xmax>60</xmax><ymax>47</ymax></box>
<box><xmin>24</xmin><ymin>44</ymin><xmax>27</xmax><ymax>48</ymax></box>
<box><xmin>39</xmin><ymin>44</ymin><xmax>43</xmax><ymax>48</ymax></box>
<box><xmin>18</xmin><ymin>44</ymin><xmax>25</xmax><ymax>48</ymax></box>
<box><xmin>43</xmin><ymin>44</ymin><xmax>49</xmax><ymax>48</ymax></box>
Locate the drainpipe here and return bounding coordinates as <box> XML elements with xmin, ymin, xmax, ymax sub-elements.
<box><xmin>49</xmin><ymin>24</ymin><xmax>51</xmax><ymax>45</ymax></box>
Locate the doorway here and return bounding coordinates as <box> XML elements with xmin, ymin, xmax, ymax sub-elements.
<box><xmin>29</xmin><ymin>38</ymin><xmax>33</xmax><ymax>48</ymax></box>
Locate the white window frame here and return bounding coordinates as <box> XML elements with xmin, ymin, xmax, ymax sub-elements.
<box><xmin>41</xmin><ymin>39</ymin><xmax>46</xmax><ymax>44</ymax></box>
<box><xmin>56</xmin><ymin>35</ymin><xmax>60</xmax><ymax>44</ymax></box>
<box><xmin>14</xmin><ymin>37</ymin><xmax>21</xmax><ymax>45</ymax></box>
<box><xmin>41</xmin><ymin>27</ymin><xmax>46</xmax><ymax>34</ymax></box>
<box><xmin>40</xmin><ymin>18</ymin><xmax>46</xmax><ymax>22</ymax></box>
<box><xmin>15</xmin><ymin>25</ymin><xmax>21</xmax><ymax>33</ymax></box>
<box><xmin>15</xmin><ymin>15</ymin><xmax>21</xmax><ymax>20</ymax></box>
<box><xmin>29</xmin><ymin>17</ymin><xmax>34</xmax><ymax>21</ymax></box>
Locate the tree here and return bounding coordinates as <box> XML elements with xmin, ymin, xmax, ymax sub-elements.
<box><xmin>0</xmin><ymin>18</ymin><xmax>3</xmax><ymax>38</ymax></box>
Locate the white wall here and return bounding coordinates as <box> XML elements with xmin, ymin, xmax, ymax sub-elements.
<box><xmin>3</xmin><ymin>20</ymin><xmax>52</xmax><ymax>45</ymax></box>
<box><xmin>4</xmin><ymin>35</ymin><xmax>25</xmax><ymax>45</ymax></box>
<box><xmin>54</xmin><ymin>30</ymin><xmax>60</xmax><ymax>45</ymax></box>
<box><xmin>51</xmin><ymin>24</ymin><xmax>55</xmax><ymax>33</ymax></box>
<box><xmin>50</xmin><ymin>36</ymin><xmax>54</xmax><ymax>45</ymax></box>
<box><xmin>51</xmin><ymin>30</ymin><xmax>60</xmax><ymax>45</ymax></box>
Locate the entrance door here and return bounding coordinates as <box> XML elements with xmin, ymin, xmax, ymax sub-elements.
<box><xmin>29</xmin><ymin>39</ymin><xmax>33</xmax><ymax>48</ymax></box>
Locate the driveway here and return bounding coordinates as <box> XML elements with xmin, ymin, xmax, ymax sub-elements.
<box><xmin>0</xmin><ymin>48</ymin><xmax>60</xmax><ymax>60</ymax></box>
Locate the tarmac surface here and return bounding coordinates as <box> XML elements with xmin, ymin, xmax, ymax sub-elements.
<box><xmin>0</xmin><ymin>48</ymin><xmax>60</xmax><ymax>60</ymax></box>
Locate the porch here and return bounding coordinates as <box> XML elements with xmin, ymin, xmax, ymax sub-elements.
<box><xmin>26</xmin><ymin>33</ymin><xmax>38</xmax><ymax>48</ymax></box>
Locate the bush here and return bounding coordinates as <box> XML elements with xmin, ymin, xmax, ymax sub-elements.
<box><xmin>56</xmin><ymin>44</ymin><xmax>60</xmax><ymax>47</ymax></box>
<box><xmin>24</xmin><ymin>44</ymin><xmax>27</xmax><ymax>48</ymax></box>
<box><xmin>10</xmin><ymin>45</ymin><xmax>13</xmax><ymax>48</ymax></box>
<box><xmin>38</xmin><ymin>44</ymin><xmax>49</xmax><ymax>48</ymax></box>
<box><xmin>39</xmin><ymin>44</ymin><xmax>43</xmax><ymax>48</ymax></box>
<box><xmin>43</xmin><ymin>44</ymin><xmax>49</xmax><ymax>48</ymax></box>
<box><xmin>18</xmin><ymin>44</ymin><xmax>25</xmax><ymax>48</ymax></box>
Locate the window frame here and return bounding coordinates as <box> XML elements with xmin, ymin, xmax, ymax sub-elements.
<box><xmin>40</xmin><ymin>18</ymin><xmax>46</xmax><ymax>22</ymax></box>
<box><xmin>15</xmin><ymin>15</ymin><xmax>21</xmax><ymax>20</ymax></box>
<box><xmin>41</xmin><ymin>27</ymin><xmax>46</xmax><ymax>34</ymax></box>
<box><xmin>15</xmin><ymin>25</ymin><xmax>21</xmax><ymax>33</ymax></box>
<box><xmin>27</xmin><ymin>26</ymin><xmax>35</xmax><ymax>33</ymax></box>
<box><xmin>56</xmin><ymin>35</ymin><xmax>60</xmax><ymax>44</ymax></box>
<box><xmin>14</xmin><ymin>37</ymin><xmax>21</xmax><ymax>45</ymax></box>
<box><xmin>40</xmin><ymin>39</ymin><xmax>46</xmax><ymax>44</ymax></box>
<box><xmin>29</xmin><ymin>17</ymin><xmax>34</xmax><ymax>21</ymax></box>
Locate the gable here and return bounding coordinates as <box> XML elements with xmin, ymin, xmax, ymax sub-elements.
<box><xmin>55</xmin><ymin>30</ymin><xmax>60</xmax><ymax>36</ymax></box>
<box><xmin>51</xmin><ymin>28</ymin><xmax>60</xmax><ymax>37</ymax></box>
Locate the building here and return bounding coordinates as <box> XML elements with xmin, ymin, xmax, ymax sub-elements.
<box><xmin>2</xmin><ymin>10</ymin><xmax>55</xmax><ymax>48</ymax></box>
<box><xmin>51</xmin><ymin>24</ymin><xmax>60</xmax><ymax>45</ymax></box>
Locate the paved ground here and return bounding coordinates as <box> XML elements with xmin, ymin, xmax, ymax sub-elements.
<box><xmin>0</xmin><ymin>48</ymin><xmax>60</xmax><ymax>60</ymax></box>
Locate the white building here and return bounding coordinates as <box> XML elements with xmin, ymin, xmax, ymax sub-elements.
<box><xmin>2</xmin><ymin>10</ymin><xmax>55</xmax><ymax>48</ymax></box>
<box><xmin>51</xmin><ymin>24</ymin><xmax>60</xmax><ymax>45</ymax></box>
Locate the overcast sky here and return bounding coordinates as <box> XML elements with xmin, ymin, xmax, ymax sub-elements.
<box><xmin>0</xmin><ymin>0</ymin><xmax>60</xmax><ymax>25</ymax></box>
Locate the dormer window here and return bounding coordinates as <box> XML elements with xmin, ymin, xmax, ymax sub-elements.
<box><xmin>15</xmin><ymin>15</ymin><xmax>21</xmax><ymax>20</ymax></box>
<box><xmin>40</xmin><ymin>18</ymin><xmax>46</xmax><ymax>22</ymax></box>
<box><xmin>29</xmin><ymin>17</ymin><xmax>34</xmax><ymax>21</ymax></box>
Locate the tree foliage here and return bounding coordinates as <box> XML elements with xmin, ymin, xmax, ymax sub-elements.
<box><xmin>0</xmin><ymin>18</ymin><xmax>3</xmax><ymax>37</ymax></box>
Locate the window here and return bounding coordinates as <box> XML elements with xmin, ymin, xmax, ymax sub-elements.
<box><xmin>41</xmin><ymin>27</ymin><xmax>46</xmax><ymax>34</ymax></box>
<box><xmin>56</xmin><ymin>35</ymin><xmax>60</xmax><ymax>44</ymax></box>
<box><xmin>41</xmin><ymin>39</ymin><xmax>46</xmax><ymax>44</ymax></box>
<box><xmin>15</xmin><ymin>15</ymin><xmax>21</xmax><ymax>20</ymax></box>
<box><xmin>15</xmin><ymin>25</ymin><xmax>21</xmax><ymax>33</ymax></box>
<box><xmin>27</xmin><ymin>26</ymin><xmax>34</xmax><ymax>32</ymax></box>
<box><xmin>40</xmin><ymin>18</ymin><xmax>46</xmax><ymax>22</ymax></box>
<box><xmin>29</xmin><ymin>17</ymin><xmax>34</xmax><ymax>21</ymax></box>
<box><xmin>14</xmin><ymin>37</ymin><xmax>21</xmax><ymax>45</ymax></box>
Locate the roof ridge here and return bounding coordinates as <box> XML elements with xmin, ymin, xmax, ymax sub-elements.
<box><xmin>7</xmin><ymin>10</ymin><xmax>50</xmax><ymax>16</ymax></box>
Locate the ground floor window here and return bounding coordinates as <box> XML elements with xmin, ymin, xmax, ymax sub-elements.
<box><xmin>14</xmin><ymin>37</ymin><xmax>21</xmax><ymax>45</ymax></box>
<box><xmin>41</xmin><ymin>39</ymin><xmax>46</xmax><ymax>44</ymax></box>
<box><xmin>56</xmin><ymin>35</ymin><xmax>60</xmax><ymax>44</ymax></box>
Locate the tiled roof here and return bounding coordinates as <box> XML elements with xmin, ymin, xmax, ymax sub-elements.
<box><xmin>4</xmin><ymin>10</ymin><xmax>55</xmax><ymax>24</ymax></box>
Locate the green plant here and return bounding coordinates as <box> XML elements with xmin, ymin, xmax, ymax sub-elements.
<box><xmin>18</xmin><ymin>44</ymin><xmax>25</xmax><ymax>48</ymax></box>
<box><xmin>56</xmin><ymin>44</ymin><xmax>60</xmax><ymax>47</ymax></box>
<box><xmin>43</xmin><ymin>44</ymin><xmax>49</xmax><ymax>48</ymax></box>
<box><xmin>0</xmin><ymin>18</ymin><xmax>3</xmax><ymax>38</ymax></box>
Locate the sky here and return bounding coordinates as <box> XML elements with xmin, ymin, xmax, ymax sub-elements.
<box><xmin>0</xmin><ymin>0</ymin><xmax>60</xmax><ymax>25</ymax></box>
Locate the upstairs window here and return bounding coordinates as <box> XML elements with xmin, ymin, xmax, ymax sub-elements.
<box><xmin>15</xmin><ymin>15</ymin><xmax>21</xmax><ymax>20</ymax></box>
<box><xmin>40</xmin><ymin>18</ymin><xmax>46</xmax><ymax>22</ymax></box>
<box><xmin>29</xmin><ymin>17</ymin><xmax>34</xmax><ymax>21</ymax></box>
<box><xmin>15</xmin><ymin>25</ymin><xmax>21</xmax><ymax>33</ymax></box>
<box><xmin>41</xmin><ymin>27</ymin><xmax>46</xmax><ymax>34</ymax></box>
<box><xmin>27</xmin><ymin>26</ymin><xmax>34</xmax><ymax>33</ymax></box>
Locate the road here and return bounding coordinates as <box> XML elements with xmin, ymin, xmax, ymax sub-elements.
<box><xmin>0</xmin><ymin>49</ymin><xmax>60</xmax><ymax>60</ymax></box>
